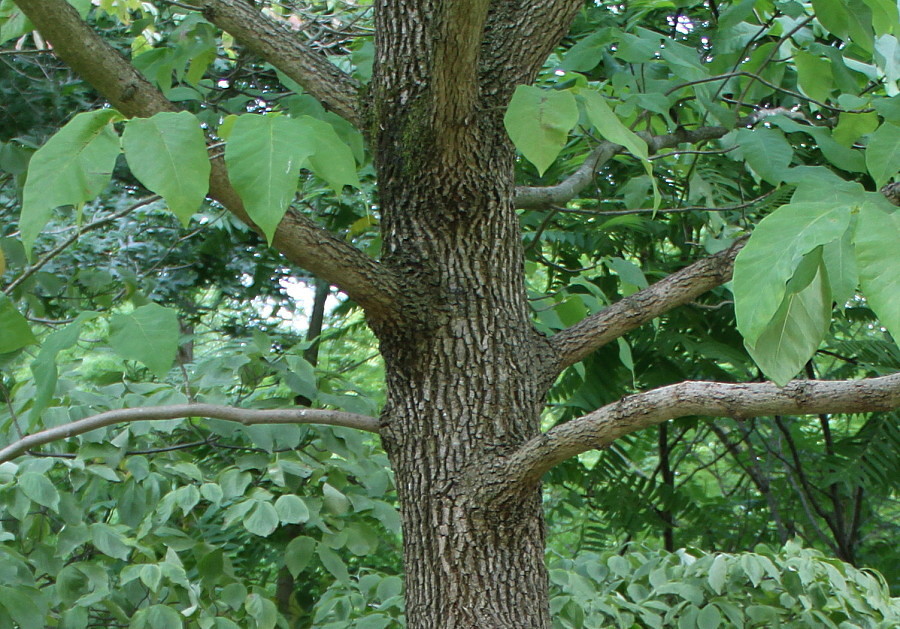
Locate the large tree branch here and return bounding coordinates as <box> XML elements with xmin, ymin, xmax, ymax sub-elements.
<box><xmin>14</xmin><ymin>0</ymin><xmax>401</xmax><ymax>319</ymax></box>
<box><xmin>550</xmin><ymin>239</ymin><xmax>745</xmax><ymax>372</ymax></box>
<box><xmin>489</xmin><ymin>373</ymin><xmax>900</xmax><ymax>493</ymax></box>
<box><xmin>196</xmin><ymin>0</ymin><xmax>363</xmax><ymax>127</ymax></box>
<box><xmin>0</xmin><ymin>404</ymin><xmax>379</xmax><ymax>463</ymax></box>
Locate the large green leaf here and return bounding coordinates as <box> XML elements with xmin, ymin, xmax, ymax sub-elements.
<box><xmin>504</xmin><ymin>85</ymin><xmax>579</xmax><ymax>175</ymax></box>
<box><xmin>18</xmin><ymin>471</ymin><xmax>60</xmax><ymax>510</ymax></box>
<box><xmin>794</xmin><ymin>51</ymin><xmax>833</xmax><ymax>102</ymax></box>
<box><xmin>0</xmin><ymin>587</ymin><xmax>46</xmax><ymax>629</ymax></box>
<box><xmin>746</xmin><ymin>253</ymin><xmax>832</xmax><ymax>386</ymax></box>
<box><xmin>734</xmin><ymin>201</ymin><xmax>851</xmax><ymax>346</ymax></box>
<box><xmin>0</xmin><ymin>295</ymin><xmax>35</xmax><ymax>353</ymax></box>
<box><xmin>822</xmin><ymin>227</ymin><xmax>858</xmax><ymax>309</ymax></box>
<box><xmin>580</xmin><ymin>89</ymin><xmax>659</xmax><ymax>205</ymax></box>
<box><xmin>122</xmin><ymin>111</ymin><xmax>210</xmax><ymax>226</ymax></box>
<box><xmin>109</xmin><ymin>303</ymin><xmax>179</xmax><ymax>377</ymax></box>
<box><xmin>225</xmin><ymin>114</ymin><xmax>314</xmax><ymax>244</ymax></box>
<box><xmin>285</xmin><ymin>536</ymin><xmax>317</xmax><ymax>577</ymax></box>
<box><xmin>735</xmin><ymin>128</ymin><xmax>793</xmax><ymax>184</ymax></box>
<box><xmin>20</xmin><ymin>109</ymin><xmax>121</xmax><ymax>257</ymax></box>
<box><xmin>865</xmin><ymin>122</ymin><xmax>900</xmax><ymax>188</ymax></box>
<box><xmin>294</xmin><ymin>115</ymin><xmax>361</xmax><ymax>194</ymax></box>
<box><xmin>855</xmin><ymin>201</ymin><xmax>900</xmax><ymax>342</ymax></box>
<box><xmin>243</xmin><ymin>500</ymin><xmax>279</xmax><ymax>537</ymax></box>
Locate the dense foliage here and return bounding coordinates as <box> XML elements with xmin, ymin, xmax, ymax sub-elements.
<box><xmin>1</xmin><ymin>0</ymin><xmax>899</xmax><ymax>626</ymax></box>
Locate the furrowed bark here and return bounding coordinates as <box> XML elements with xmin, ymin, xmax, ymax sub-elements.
<box><xmin>196</xmin><ymin>0</ymin><xmax>363</xmax><ymax>126</ymax></box>
<box><xmin>14</xmin><ymin>0</ymin><xmax>400</xmax><ymax>319</ymax></box>
<box><xmin>0</xmin><ymin>404</ymin><xmax>378</xmax><ymax>464</ymax></box>
<box><xmin>491</xmin><ymin>373</ymin><xmax>900</xmax><ymax>493</ymax></box>
<box><xmin>550</xmin><ymin>239</ymin><xmax>745</xmax><ymax>373</ymax></box>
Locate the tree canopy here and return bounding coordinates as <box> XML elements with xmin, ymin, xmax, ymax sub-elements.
<box><xmin>1</xmin><ymin>0</ymin><xmax>899</xmax><ymax>626</ymax></box>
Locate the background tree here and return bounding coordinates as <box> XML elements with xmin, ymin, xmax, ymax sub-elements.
<box><xmin>1</xmin><ymin>0</ymin><xmax>899</xmax><ymax>627</ymax></box>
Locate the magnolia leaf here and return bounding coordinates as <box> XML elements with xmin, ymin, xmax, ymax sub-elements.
<box><xmin>225</xmin><ymin>114</ymin><xmax>314</xmax><ymax>244</ymax></box>
<box><xmin>504</xmin><ymin>85</ymin><xmax>579</xmax><ymax>175</ymax></box>
<box><xmin>109</xmin><ymin>303</ymin><xmax>179</xmax><ymax>377</ymax></box>
<box><xmin>274</xmin><ymin>494</ymin><xmax>310</xmax><ymax>524</ymax></box>
<box><xmin>746</xmin><ymin>254</ymin><xmax>831</xmax><ymax>386</ymax></box>
<box><xmin>734</xmin><ymin>201</ymin><xmax>850</xmax><ymax>346</ymax></box>
<box><xmin>21</xmin><ymin>109</ymin><xmax>121</xmax><ymax>258</ymax></box>
<box><xmin>735</xmin><ymin>127</ymin><xmax>793</xmax><ymax>184</ymax></box>
<box><xmin>122</xmin><ymin>111</ymin><xmax>210</xmax><ymax>226</ymax></box>
<box><xmin>822</xmin><ymin>228</ymin><xmax>858</xmax><ymax>309</ymax></box>
<box><xmin>243</xmin><ymin>500</ymin><xmax>279</xmax><ymax>537</ymax></box>
<box><xmin>855</xmin><ymin>201</ymin><xmax>900</xmax><ymax>342</ymax></box>
<box><xmin>285</xmin><ymin>536</ymin><xmax>317</xmax><ymax>577</ymax></box>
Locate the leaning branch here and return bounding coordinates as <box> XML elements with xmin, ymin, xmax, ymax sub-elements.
<box><xmin>515</xmin><ymin>108</ymin><xmax>802</xmax><ymax>209</ymax></box>
<box><xmin>0</xmin><ymin>404</ymin><xmax>379</xmax><ymax>463</ymax></box>
<box><xmin>14</xmin><ymin>0</ymin><xmax>400</xmax><ymax>319</ymax></box>
<box><xmin>550</xmin><ymin>239</ymin><xmax>745</xmax><ymax>372</ymax></box>
<box><xmin>493</xmin><ymin>373</ymin><xmax>900</xmax><ymax>491</ymax></box>
<box><xmin>196</xmin><ymin>0</ymin><xmax>363</xmax><ymax>126</ymax></box>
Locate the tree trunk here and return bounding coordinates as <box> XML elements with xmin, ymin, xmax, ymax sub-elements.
<box><xmin>370</xmin><ymin>13</ymin><xmax>557</xmax><ymax>618</ymax></box>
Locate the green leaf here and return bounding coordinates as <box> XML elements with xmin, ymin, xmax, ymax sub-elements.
<box><xmin>822</xmin><ymin>228</ymin><xmax>858</xmax><ymax>308</ymax></box>
<box><xmin>562</xmin><ymin>29</ymin><xmax>613</xmax><ymax>71</ymax></box>
<box><xmin>21</xmin><ymin>109</ymin><xmax>121</xmax><ymax>257</ymax></box>
<box><xmin>833</xmin><ymin>112</ymin><xmax>879</xmax><ymax>147</ymax></box>
<box><xmin>243</xmin><ymin>500</ymin><xmax>279</xmax><ymax>537</ymax></box>
<box><xmin>245</xmin><ymin>594</ymin><xmax>277</xmax><ymax>629</ymax></box>
<box><xmin>708</xmin><ymin>555</ymin><xmax>727</xmax><ymax>595</ymax></box>
<box><xmin>140</xmin><ymin>564</ymin><xmax>162</xmax><ymax>592</ymax></box>
<box><xmin>274</xmin><ymin>494</ymin><xmax>310</xmax><ymax>524</ymax></box>
<box><xmin>504</xmin><ymin>85</ymin><xmax>579</xmax><ymax>175</ymax></box>
<box><xmin>225</xmin><ymin>114</ymin><xmax>314</xmax><ymax>244</ymax></box>
<box><xmin>122</xmin><ymin>112</ymin><xmax>210</xmax><ymax>226</ymax></box>
<box><xmin>18</xmin><ymin>471</ymin><xmax>60</xmax><ymax>510</ymax></box>
<box><xmin>697</xmin><ymin>603</ymin><xmax>723</xmax><ymax>629</ymax></box>
<box><xmin>294</xmin><ymin>115</ymin><xmax>361</xmax><ymax>194</ymax></box>
<box><xmin>144</xmin><ymin>604</ymin><xmax>184</xmax><ymax>629</ymax></box>
<box><xmin>865</xmin><ymin>122</ymin><xmax>900</xmax><ymax>188</ymax></box>
<box><xmin>0</xmin><ymin>295</ymin><xmax>36</xmax><ymax>353</ymax></box>
<box><xmin>736</xmin><ymin>128</ymin><xmax>793</xmax><ymax>184</ymax></box>
<box><xmin>323</xmin><ymin>482</ymin><xmax>350</xmax><ymax>515</ymax></box>
<box><xmin>746</xmin><ymin>254</ymin><xmax>832</xmax><ymax>386</ymax></box>
<box><xmin>0</xmin><ymin>587</ymin><xmax>46</xmax><ymax>629</ymax></box>
<box><xmin>579</xmin><ymin>89</ymin><xmax>658</xmax><ymax>205</ymax></box>
<box><xmin>109</xmin><ymin>303</ymin><xmax>180</xmax><ymax>377</ymax></box>
<box><xmin>734</xmin><ymin>201</ymin><xmax>850</xmax><ymax>346</ymax></box>
<box><xmin>0</xmin><ymin>0</ymin><xmax>33</xmax><ymax>45</ymax></box>
<box><xmin>855</xmin><ymin>202</ymin><xmax>900</xmax><ymax>342</ymax></box>
<box><xmin>30</xmin><ymin>311</ymin><xmax>97</xmax><ymax>421</ymax></box>
<box><xmin>794</xmin><ymin>51</ymin><xmax>833</xmax><ymax>102</ymax></box>
<box><xmin>317</xmin><ymin>543</ymin><xmax>351</xmax><ymax>585</ymax></box>
<box><xmin>91</xmin><ymin>523</ymin><xmax>132</xmax><ymax>560</ymax></box>
<box><xmin>285</xmin><ymin>536</ymin><xmax>316</xmax><ymax>577</ymax></box>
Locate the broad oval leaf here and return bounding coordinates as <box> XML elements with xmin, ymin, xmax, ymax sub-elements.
<box><xmin>285</xmin><ymin>535</ymin><xmax>317</xmax><ymax>578</ymax></box>
<box><xmin>109</xmin><ymin>303</ymin><xmax>179</xmax><ymax>378</ymax></box>
<box><xmin>225</xmin><ymin>114</ymin><xmax>314</xmax><ymax>244</ymax></box>
<box><xmin>865</xmin><ymin>122</ymin><xmax>900</xmax><ymax>188</ymax></box>
<box><xmin>504</xmin><ymin>85</ymin><xmax>579</xmax><ymax>175</ymax></box>
<box><xmin>274</xmin><ymin>494</ymin><xmax>309</xmax><ymax>524</ymax></box>
<box><xmin>734</xmin><ymin>201</ymin><xmax>850</xmax><ymax>346</ymax></box>
<box><xmin>0</xmin><ymin>587</ymin><xmax>47</xmax><ymax>629</ymax></box>
<box><xmin>855</xmin><ymin>201</ymin><xmax>900</xmax><ymax>342</ymax></box>
<box><xmin>736</xmin><ymin>127</ymin><xmax>794</xmax><ymax>185</ymax></box>
<box><xmin>243</xmin><ymin>500</ymin><xmax>279</xmax><ymax>537</ymax></box>
<box><xmin>21</xmin><ymin>109</ymin><xmax>121</xmax><ymax>257</ymax></box>
<box><xmin>18</xmin><ymin>471</ymin><xmax>60</xmax><ymax>510</ymax></box>
<box><xmin>295</xmin><ymin>115</ymin><xmax>361</xmax><ymax>194</ymax></box>
<box><xmin>746</xmin><ymin>255</ymin><xmax>831</xmax><ymax>386</ymax></box>
<box><xmin>122</xmin><ymin>111</ymin><xmax>210</xmax><ymax>226</ymax></box>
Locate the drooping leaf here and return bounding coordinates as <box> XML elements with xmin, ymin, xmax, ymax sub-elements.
<box><xmin>865</xmin><ymin>122</ymin><xmax>900</xmax><ymax>188</ymax></box>
<box><xmin>18</xmin><ymin>471</ymin><xmax>60</xmax><ymax>510</ymax></box>
<box><xmin>734</xmin><ymin>201</ymin><xmax>850</xmax><ymax>346</ymax></box>
<box><xmin>579</xmin><ymin>89</ymin><xmax>658</xmax><ymax>205</ymax></box>
<box><xmin>0</xmin><ymin>295</ymin><xmax>36</xmax><ymax>353</ymax></box>
<box><xmin>0</xmin><ymin>587</ymin><xmax>46</xmax><ymax>629</ymax></box>
<box><xmin>317</xmin><ymin>543</ymin><xmax>351</xmax><ymax>585</ymax></box>
<box><xmin>109</xmin><ymin>303</ymin><xmax>179</xmax><ymax>377</ymax></box>
<box><xmin>504</xmin><ymin>85</ymin><xmax>579</xmax><ymax>175</ymax></box>
<box><xmin>822</xmin><ymin>228</ymin><xmax>859</xmax><ymax>309</ymax></box>
<box><xmin>274</xmin><ymin>494</ymin><xmax>310</xmax><ymax>524</ymax></box>
<box><xmin>855</xmin><ymin>201</ymin><xmax>900</xmax><ymax>342</ymax></box>
<box><xmin>20</xmin><ymin>109</ymin><xmax>121</xmax><ymax>257</ymax></box>
<box><xmin>122</xmin><ymin>111</ymin><xmax>210</xmax><ymax>226</ymax></box>
<box><xmin>91</xmin><ymin>523</ymin><xmax>131</xmax><ymax>560</ymax></box>
<box><xmin>225</xmin><ymin>114</ymin><xmax>314</xmax><ymax>244</ymax></box>
<box><xmin>794</xmin><ymin>51</ymin><xmax>833</xmax><ymax>102</ymax></box>
<box><xmin>735</xmin><ymin>127</ymin><xmax>794</xmax><ymax>184</ymax></box>
<box><xmin>243</xmin><ymin>500</ymin><xmax>279</xmax><ymax>537</ymax></box>
<box><xmin>294</xmin><ymin>115</ymin><xmax>360</xmax><ymax>194</ymax></box>
<box><xmin>746</xmin><ymin>254</ymin><xmax>832</xmax><ymax>386</ymax></box>
<box><xmin>245</xmin><ymin>594</ymin><xmax>277</xmax><ymax>629</ymax></box>
<box><xmin>285</xmin><ymin>536</ymin><xmax>317</xmax><ymax>577</ymax></box>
